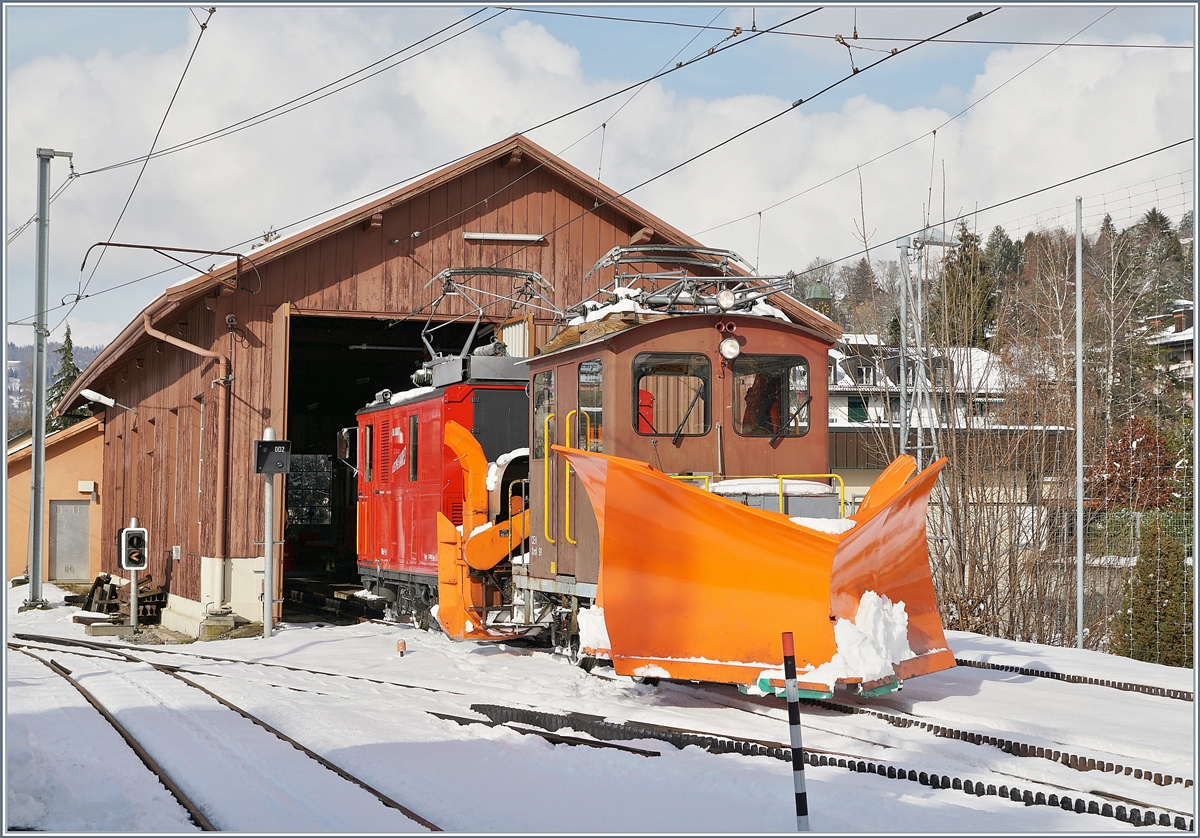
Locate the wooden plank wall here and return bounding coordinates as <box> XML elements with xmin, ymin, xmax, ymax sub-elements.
<box><xmin>88</xmin><ymin>153</ymin><xmax>672</xmax><ymax>599</ymax></box>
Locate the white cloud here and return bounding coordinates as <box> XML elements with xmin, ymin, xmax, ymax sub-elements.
<box><xmin>4</xmin><ymin>7</ymin><xmax>1193</xmax><ymax>347</ymax></box>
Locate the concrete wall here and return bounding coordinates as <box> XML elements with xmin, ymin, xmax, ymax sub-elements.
<box><xmin>6</xmin><ymin>417</ymin><xmax>105</xmax><ymax>583</ymax></box>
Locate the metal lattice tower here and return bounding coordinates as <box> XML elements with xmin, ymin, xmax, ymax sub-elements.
<box><xmin>896</xmin><ymin>229</ymin><xmax>957</xmax><ymax>471</ymax></box>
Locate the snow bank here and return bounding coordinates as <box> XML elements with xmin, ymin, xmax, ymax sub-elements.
<box><xmin>485</xmin><ymin>447</ymin><xmax>530</xmax><ymax>492</ymax></box>
<box><xmin>712</xmin><ymin>478</ymin><xmax>835</xmax><ymax>497</ymax></box>
<box><xmin>758</xmin><ymin>592</ymin><xmax>916</xmax><ymax>689</ymax></box>
<box><xmin>389</xmin><ymin>385</ymin><xmax>436</xmax><ymax>405</ymax></box>
<box><xmin>577</xmin><ymin>605</ymin><xmax>611</xmax><ymax>652</ymax></box>
<box><xmin>790</xmin><ymin>516</ymin><xmax>856</xmax><ymax>534</ymax></box>
<box><xmin>567</xmin><ymin>295</ymin><xmax>656</xmax><ymax>325</ymax></box>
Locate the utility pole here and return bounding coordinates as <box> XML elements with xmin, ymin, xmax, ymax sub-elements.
<box><xmin>1076</xmin><ymin>197</ymin><xmax>1085</xmax><ymax>649</ymax></box>
<box><xmin>22</xmin><ymin>147</ymin><xmax>73</xmax><ymax>612</ymax></box>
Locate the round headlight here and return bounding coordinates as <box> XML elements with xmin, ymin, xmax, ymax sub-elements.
<box><xmin>716</xmin><ymin>289</ymin><xmax>736</xmax><ymax>310</ymax></box>
<box><xmin>719</xmin><ymin>337</ymin><xmax>741</xmax><ymax>360</ymax></box>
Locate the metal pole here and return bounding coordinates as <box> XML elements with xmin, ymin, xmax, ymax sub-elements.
<box><xmin>263</xmin><ymin>427</ymin><xmax>276</xmax><ymax>638</ymax></box>
<box><xmin>24</xmin><ymin>148</ymin><xmax>71</xmax><ymax>610</ymax></box>
<box><xmin>129</xmin><ymin>516</ymin><xmax>140</xmax><ymax>631</ymax></box>
<box><xmin>781</xmin><ymin>631</ymin><xmax>810</xmax><ymax>831</ymax></box>
<box><xmin>1075</xmin><ymin>197</ymin><xmax>1085</xmax><ymax>649</ymax></box>
<box><xmin>896</xmin><ymin>238</ymin><xmax>911</xmax><ymax>457</ymax></box>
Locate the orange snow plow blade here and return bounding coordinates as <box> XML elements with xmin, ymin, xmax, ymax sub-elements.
<box><xmin>555</xmin><ymin>446</ymin><xmax>955</xmax><ymax>687</ymax></box>
<box><xmin>434</xmin><ymin>421</ymin><xmax>533</xmax><ymax>641</ymax></box>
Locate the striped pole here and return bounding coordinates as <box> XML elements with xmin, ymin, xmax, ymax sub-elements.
<box><xmin>782</xmin><ymin>631</ymin><xmax>810</xmax><ymax>831</ymax></box>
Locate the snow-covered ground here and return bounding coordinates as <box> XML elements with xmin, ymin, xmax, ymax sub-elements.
<box><xmin>6</xmin><ymin>582</ymin><xmax>1196</xmax><ymax>832</ymax></box>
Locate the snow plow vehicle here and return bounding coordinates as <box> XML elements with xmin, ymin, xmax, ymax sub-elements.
<box><xmin>346</xmin><ymin>250</ymin><xmax>954</xmax><ymax>697</ymax></box>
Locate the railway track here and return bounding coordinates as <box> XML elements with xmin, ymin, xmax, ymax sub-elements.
<box><xmin>9</xmin><ymin>642</ymin><xmax>439</xmax><ymax>832</ymax></box>
<box><xmin>473</xmin><ymin>695</ymin><xmax>1194</xmax><ymax>831</ymax></box>
<box><xmin>13</xmin><ymin>632</ymin><xmax>1192</xmax><ymax>831</ymax></box>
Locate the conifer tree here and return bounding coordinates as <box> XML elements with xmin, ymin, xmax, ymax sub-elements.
<box><xmin>1108</xmin><ymin>518</ymin><xmax>1193</xmax><ymax>667</ymax></box>
<box><xmin>930</xmin><ymin>221</ymin><xmax>995</xmax><ymax>348</ymax></box>
<box><xmin>46</xmin><ymin>325</ymin><xmax>89</xmax><ymax>433</ymax></box>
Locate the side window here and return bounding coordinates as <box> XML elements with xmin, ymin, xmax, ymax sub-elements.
<box><xmin>408</xmin><ymin>414</ymin><xmax>419</xmax><ymax>481</ymax></box>
<box><xmin>363</xmin><ymin>423</ymin><xmax>374</xmax><ymax>482</ymax></box>
<box><xmin>733</xmin><ymin>355</ymin><xmax>810</xmax><ymax>437</ymax></box>
<box><xmin>632</xmin><ymin>353</ymin><xmax>710</xmax><ymax>437</ymax></box>
<box><xmin>577</xmin><ymin>359</ymin><xmax>603</xmax><ymax>452</ymax></box>
<box><xmin>533</xmin><ymin>370</ymin><xmax>555</xmax><ymax>458</ymax></box>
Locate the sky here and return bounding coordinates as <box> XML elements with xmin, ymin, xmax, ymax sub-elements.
<box><xmin>6</xmin><ymin>580</ymin><xmax>1196</xmax><ymax>832</ymax></box>
<box><xmin>3</xmin><ymin>3</ymin><xmax>1196</xmax><ymax>348</ymax></box>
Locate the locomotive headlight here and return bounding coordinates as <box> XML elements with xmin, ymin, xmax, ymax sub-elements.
<box><xmin>718</xmin><ymin>337</ymin><xmax>741</xmax><ymax>360</ymax></box>
<box><xmin>716</xmin><ymin>289</ymin><xmax>736</xmax><ymax>310</ymax></box>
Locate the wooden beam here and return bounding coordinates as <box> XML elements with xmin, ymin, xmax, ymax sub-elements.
<box><xmin>362</xmin><ymin>213</ymin><xmax>383</xmax><ymax>231</ymax></box>
<box><xmin>501</xmin><ymin>149</ymin><xmax>524</xmax><ymax>169</ymax></box>
<box><xmin>629</xmin><ymin>226</ymin><xmax>655</xmax><ymax>246</ymax></box>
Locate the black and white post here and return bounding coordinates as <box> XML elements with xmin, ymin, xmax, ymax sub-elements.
<box><xmin>782</xmin><ymin>631</ymin><xmax>810</xmax><ymax>831</ymax></box>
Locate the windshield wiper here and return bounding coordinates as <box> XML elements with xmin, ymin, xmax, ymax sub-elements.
<box><xmin>672</xmin><ymin>383</ymin><xmax>706</xmax><ymax>445</ymax></box>
<box><xmin>770</xmin><ymin>394</ymin><xmax>812</xmax><ymax>445</ymax></box>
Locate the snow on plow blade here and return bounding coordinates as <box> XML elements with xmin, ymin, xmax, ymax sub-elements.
<box><xmin>554</xmin><ymin>446</ymin><xmax>955</xmax><ymax>689</ymax></box>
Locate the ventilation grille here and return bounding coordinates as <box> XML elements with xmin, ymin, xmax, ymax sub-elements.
<box><xmin>379</xmin><ymin>419</ymin><xmax>391</xmax><ymax>484</ymax></box>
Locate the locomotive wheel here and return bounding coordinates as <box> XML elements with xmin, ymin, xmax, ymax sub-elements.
<box><xmin>632</xmin><ymin>675</ymin><xmax>660</xmax><ymax>686</ymax></box>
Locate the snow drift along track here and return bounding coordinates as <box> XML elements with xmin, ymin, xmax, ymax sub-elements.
<box><xmin>10</xmin><ymin>640</ymin><xmax>439</xmax><ymax>832</ymax></box>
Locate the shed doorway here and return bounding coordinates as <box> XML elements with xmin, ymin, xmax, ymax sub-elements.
<box><xmin>282</xmin><ymin>314</ymin><xmax>480</xmax><ymax>581</ymax></box>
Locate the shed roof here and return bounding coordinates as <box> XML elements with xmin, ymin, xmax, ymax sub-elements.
<box><xmin>7</xmin><ymin>415</ymin><xmax>104</xmax><ymax>464</ymax></box>
<box><xmin>61</xmin><ymin>133</ymin><xmax>838</xmax><ymax>413</ymax></box>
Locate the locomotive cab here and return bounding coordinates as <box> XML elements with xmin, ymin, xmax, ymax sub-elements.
<box><xmin>520</xmin><ymin>310</ymin><xmax>838</xmax><ymax>608</ymax></box>
<box><xmin>351</xmin><ymin>354</ymin><xmax>530</xmax><ymax>626</ymax></box>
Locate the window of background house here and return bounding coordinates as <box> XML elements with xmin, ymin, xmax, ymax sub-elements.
<box><xmin>848</xmin><ymin>395</ymin><xmax>869</xmax><ymax>423</ymax></box>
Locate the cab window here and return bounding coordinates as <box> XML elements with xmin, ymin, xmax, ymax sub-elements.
<box><xmin>632</xmin><ymin>353</ymin><xmax>710</xmax><ymax>437</ymax></box>
<box><xmin>733</xmin><ymin>355</ymin><xmax>810</xmax><ymax>437</ymax></box>
<box><xmin>578</xmin><ymin>359</ymin><xmax>603</xmax><ymax>452</ymax></box>
<box><xmin>532</xmin><ymin>370</ymin><xmax>555</xmax><ymax>458</ymax></box>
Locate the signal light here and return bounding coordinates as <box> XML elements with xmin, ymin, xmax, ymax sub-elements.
<box><xmin>119</xmin><ymin>527</ymin><xmax>149</xmax><ymax>571</ymax></box>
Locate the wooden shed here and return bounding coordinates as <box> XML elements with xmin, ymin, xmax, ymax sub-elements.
<box><xmin>59</xmin><ymin>133</ymin><xmax>826</xmax><ymax>636</ymax></box>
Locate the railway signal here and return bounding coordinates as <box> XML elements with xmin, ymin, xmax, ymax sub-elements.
<box><xmin>118</xmin><ymin>526</ymin><xmax>149</xmax><ymax>571</ymax></box>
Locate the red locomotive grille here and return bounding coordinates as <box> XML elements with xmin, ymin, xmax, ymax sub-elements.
<box><xmin>450</xmin><ymin>501</ymin><xmax>463</xmax><ymax>527</ymax></box>
<box><xmin>379</xmin><ymin>420</ymin><xmax>391</xmax><ymax>484</ymax></box>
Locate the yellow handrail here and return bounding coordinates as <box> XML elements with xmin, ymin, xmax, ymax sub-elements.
<box><xmin>670</xmin><ymin>474</ymin><xmax>711</xmax><ymax>490</ymax></box>
<box><xmin>507</xmin><ymin>478</ymin><xmax>530</xmax><ymax>559</ymax></box>
<box><xmin>777</xmin><ymin>473</ymin><xmax>846</xmax><ymax>518</ymax></box>
<box><xmin>564</xmin><ymin>410</ymin><xmax>578</xmax><ymax>545</ymax></box>
<box><xmin>579</xmin><ymin>409</ymin><xmax>593</xmax><ymax>451</ymax></box>
<box><xmin>542</xmin><ymin>413</ymin><xmax>555</xmax><ymax>545</ymax></box>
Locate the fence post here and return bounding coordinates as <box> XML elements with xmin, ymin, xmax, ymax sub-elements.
<box><xmin>782</xmin><ymin>631</ymin><xmax>810</xmax><ymax>831</ymax></box>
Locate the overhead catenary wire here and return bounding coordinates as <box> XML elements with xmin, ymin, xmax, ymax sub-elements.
<box><xmin>63</xmin><ymin>6</ymin><xmax>217</xmax><ymax>337</ymax></box>
<box><xmin>501</xmin><ymin>6</ymin><xmax>1190</xmax><ymax>50</ymax></box>
<box><xmin>696</xmin><ymin>7</ymin><xmax>1118</xmax><ymax>238</ymax></box>
<box><xmin>475</xmin><ymin>8</ymin><xmax>1002</xmax><ymax>276</ymax></box>
<box><xmin>36</xmin><ymin>6</ymin><xmax>815</xmax><ymax>321</ymax></box>
<box><xmin>6</xmin><ymin>167</ymin><xmax>77</xmax><ymax>245</ymax></box>
<box><xmin>9</xmin><ymin>140</ymin><xmax>1191</xmax><ymax>332</ymax></box>
<box><xmin>786</xmin><ymin>138</ymin><xmax>1194</xmax><ymax>280</ymax></box>
<box><xmin>76</xmin><ymin>8</ymin><xmax>500</xmax><ymax>178</ymax></box>
<box><xmin>415</xmin><ymin>5</ymin><xmax>744</xmax><ymax>248</ymax></box>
